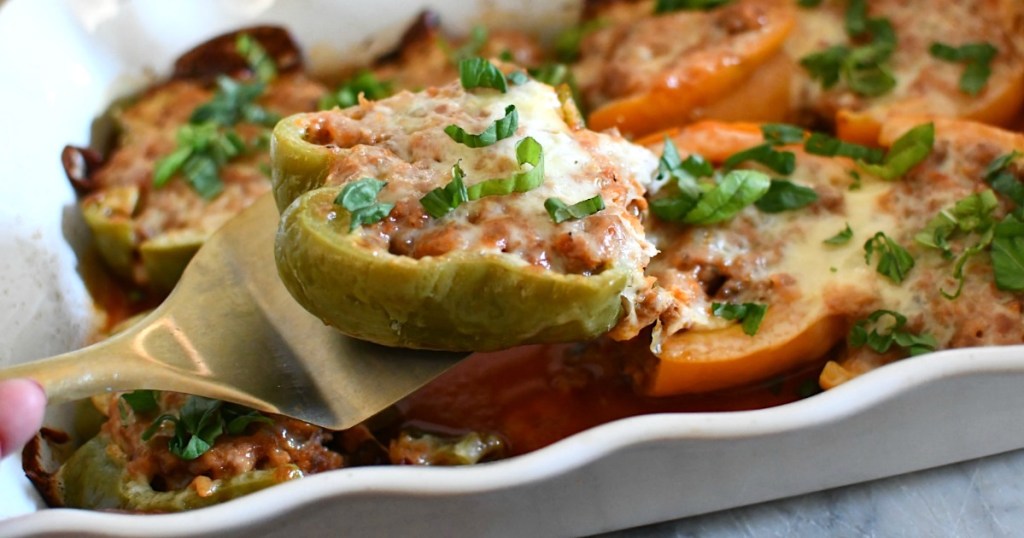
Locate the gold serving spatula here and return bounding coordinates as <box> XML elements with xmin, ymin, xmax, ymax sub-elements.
<box><xmin>0</xmin><ymin>194</ymin><xmax>465</xmax><ymax>430</ymax></box>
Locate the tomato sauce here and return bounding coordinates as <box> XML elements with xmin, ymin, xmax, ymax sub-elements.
<box><xmin>396</xmin><ymin>338</ymin><xmax>822</xmax><ymax>456</ymax></box>
<box><xmin>82</xmin><ymin>249</ymin><xmax>821</xmax><ymax>458</ymax></box>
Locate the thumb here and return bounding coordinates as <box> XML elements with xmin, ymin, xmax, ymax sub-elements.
<box><xmin>0</xmin><ymin>378</ymin><xmax>47</xmax><ymax>458</ymax></box>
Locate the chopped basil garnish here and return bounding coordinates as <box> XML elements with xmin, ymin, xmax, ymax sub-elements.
<box><xmin>459</xmin><ymin>57</ymin><xmax>508</xmax><ymax>93</ymax></box>
<box><xmin>650</xmin><ymin>139</ymin><xmax>770</xmax><ymax>224</ymax></box>
<box><xmin>655</xmin><ymin>0</ymin><xmax>731</xmax><ymax>13</ymax></box>
<box><xmin>659</xmin><ymin>138</ymin><xmax>715</xmax><ymax>182</ymax></box>
<box><xmin>804</xmin><ymin>132</ymin><xmax>884</xmax><ymax>163</ymax></box>
<box><xmin>929</xmin><ymin>42</ymin><xmax>998</xmax><ymax>96</ymax></box>
<box><xmin>859</xmin><ymin>122</ymin><xmax>934</xmax><ymax>180</ymax></box>
<box><xmin>420</xmin><ymin>162</ymin><xmax>470</xmax><ymax>219</ymax></box>
<box><xmin>712</xmin><ymin>302</ymin><xmax>767</xmax><ymax>336</ymax></box>
<box><xmin>467</xmin><ymin>136</ymin><xmax>545</xmax><ymax>199</ymax></box>
<box><xmin>335</xmin><ymin>178</ymin><xmax>395</xmax><ymax>231</ymax></box>
<box><xmin>915</xmin><ymin>190</ymin><xmax>998</xmax><ymax>299</ymax></box>
<box><xmin>682</xmin><ymin>170</ymin><xmax>772</xmax><ymax>225</ymax></box>
<box><xmin>824</xmin><ymin>223</ymin><xmax>854</xmax><ymax>245</ymax></box>
<box><xmin>800</xmin><ymin>7</ymin><xmax>897</xmax><ymax>97</ymax></box>
<box><xmin>650</xmin><ymin>139</ymin><xmax>709</xmax><ymax>220</ymax></box>
<box><xmin>761</xmin><ymin>123</ymin><xmax>805</xmax><ymax>146</ymax></box>
<box><xmin>420</xmin><ymin>137</ymin><xmax>545</xmax><ymax>219</ymax></box>
<box><xmin>848</xmin><ymin>309</ymin><xmax>937</xmax><ymax>357</ymax></box>
<box><xmin>992</xmin><ymin>215</ymin><xmax>1024</xmax><ymax>291</ymax></box>
<box><xmin>153</xmin><ymin>123</ymin><xmax>246</xmax><ymax>199</ymax></box>
<box><xmin>319</xmin><ymin>69</ymin><xmax>392</xmax><ymax>110</ymax></box>
<box><xmin>864</xmin><ymin>231</ymin><xmax>915</xmax><ymax>284</ymax></box>
<box><xmin>844</xmin><ymin>0</ymin><xmax>869</xmax><ymax>36</ymax></box>
<box><xmin>141</xmin><ymin>396</ymin><xmax>272</xmax><ymax>461</ymax></box>
<box><xmin>236</xmin><ymin>33</ymin><xmax>277</xmax><ymax>84</ymax></box>
<box><xmin>722</xmin><ymin>143</ymin><xmax>796</xmax><ymax>175</ymax></box>
<box><xmin>442</xmin><ymin>26</ymin><xmax>489</xmax><ymax>64</ymax></box>
<box><xmin>545</xmin><ymin>195</ymin><xmax>605</xmax><ymax>223</ymax></box>
<box><xmin>754</xmin><ymin>179</ymin><xmax>819</xmax><ymax>213</ymax></box>
<box><xmin>121</xmin><ymin>390</ymin><xmax>159</xmax><ymax>414</ymax></box>
<box><xmin>444</xmin><ymin>105</ymin><xmax>518</xmax><ymax>148</ymax></box>
<box><xmin>190</xmin><ymin>76</ymin><xmax>279</xmax><ymax>127</ymax></box>
<box><xmin>553</xmin><ymin>19</ymin><xmax>606</xmax><ymax>63</ymax></box>
<box><xmin>984</xmin><ymin>151</ymin><xmax>1024</xmax><ymax>208</ymax></box>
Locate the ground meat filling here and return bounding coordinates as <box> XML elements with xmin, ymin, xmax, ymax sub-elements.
<box><xmin>296</xmin><ymin>79</ymin><xmax>658</xmax><ymax>278</ymax></box>
<box><xmin>80</xmin><ymin>73</ymin><xmax>325</xmax><ymax>287</ymax></box>
<box><xmin>103</xmin><ymin>393</ymin><xmax>344</xmax><ymax>492</ymax></box>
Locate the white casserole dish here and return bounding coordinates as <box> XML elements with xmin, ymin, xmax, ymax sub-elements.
<box><xmin>2</xmin><ymin>0</ymin><xmax>1024</xmax><ymax>535</ymax></box>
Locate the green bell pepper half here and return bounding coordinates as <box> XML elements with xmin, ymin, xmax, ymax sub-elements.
<box><xmin>271</xmin><ymin>114</ymin><xmax>630</xmax><ymax>350</ymax></box>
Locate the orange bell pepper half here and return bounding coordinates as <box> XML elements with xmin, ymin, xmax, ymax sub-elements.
<box><xmin>586</xmin><ymin>1</ymin><xmax>795</xmax><ymax>138</ymax></box>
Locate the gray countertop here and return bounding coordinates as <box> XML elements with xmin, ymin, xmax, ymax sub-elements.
<box><xmin>601</xmin><ymin>448</ymin><xmax>1023</xmax><ymax>537</ymax></box>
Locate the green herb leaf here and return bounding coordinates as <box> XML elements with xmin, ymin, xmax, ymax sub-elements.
<box><xmin>459</xmin><ymin>57</ymin><xmax>508</xmax><ymax>93</ymax></box>
<box><xmin>507</xmin><ymin>71</ymin><xmax>529</xmax><ymax>85</ymax></box>
<box><xmin>191</xmin><ymin>76</ymin><xmax>277</xmax><ymax>127</ymax></box>
<box><xmin>420</xmin><ymin>162</ymin><xmax>470</xmax><ymax>218</ymax></box>
<box><xmin>447</xmin><ymin>26</ymin><xmax>489</xmax><ymax>64</ymax></box>
<box><xmin>649</xmin><ymin>139</ymin><xmax>709</xmax><ymax>221</ymax></box>
<box><xmin>154</xmin><ymin>36</ymin><xmax>280</xmax><ymax>198</ymax></box>
<box><xmin>798</xmin><ymin>0</ymin><xmax>823</xmax><ymax>7</ymax></box>
<box><xmin>420</xmin><ymin>139</ymin><xmax>546</xmax><ymax>219</ymax></box>
<box><xmin>915</xmin><ymin>190</ymin><xmax>998</xmax><ymax>299</ymax></box>
<box><xmin>651</xmin><ymin>141</ymin><xmax>770</xmax><ymax>224</ymax></box>
<box><xmin>915</xmin><ymin>190</ymin><xmax>998</xmax><ymax>252</ymax></box>
<box><xmin>712</xmin><ymin>302</ymin><xmax>768</xmax><ymax>336</ymax></box>
<box><xmin>152</xmin><ymin>146</ymin><xmax>193</xmax><ymax>187</ymax></box>
<box><xmin>141</xmin><ymin>413</ymin><xmax>179</xmax><ymax>443</ymax></box>
<box><xmin>754</xmin><ymin>179</ymin><xmax>819</xmax><ymax>213</ymax></box>
<box><xmin>236</xmin><ymin>33</ymin><xmax>277</xmax><ymax>84</ymax></box>
<box><xmin>169</xmin><ymin>397</ymin><xmax>224</xmax><ymax>460</ymax></box>
<box><xmin>824</xmin><ymin>223</ymin><xmax>854</xmax><ymax>245</ymax></box>
<box><xmin>335</xmin><ymin>178</ymin><xmax>395</xmax><ymax>231</ymax></box>
<box><xmin>121</xmin><ymin>390</ymin><xmax>159</xmax><ymax>414</ymax></box>
<box><xmin>864</xmin><ymin>231</ymin><xmax>915</xmax><ymax>284</ymax></box>
<box><xmin>222</xmin><ymin>405</ymin><xmax>274</xmax><ymax>435</ymax></box>
<box><xmin>139</xmin><ymin>398</ymin><xmax>271</xmax><ymax>460</ymax></box>
<box><xmin>844</xmin><ymin>0</ymin><xmax>869</xmax><ymax>36</ymax></box>
<box><xmin>761</xmin><ymin>123</ymin><xmax>805</xmax><ymax>146</ymax></box>
<box><xmin>545</xmin><ymin>195</ymin><xmax>605</xmax><ymax>223</ymax></box>
<box><xmin>800</xmin><ymin>45</ymin><xmax>848</xmax><ymax>89</ymax></box>
<box><xmin>553</xmin><ymin>19</ymin><xmax>606</xmax><ymax>63</ymax></box>
<box><xmin>929</xmin><ymin>41</ymin><xmax>998</xmax><ymax>96</ymax></box>
<box><xmin>319</xmin><ymin>69</ymin><xmax>393</xmax><ymax>110</ymax></box>
<box><xmin>444</xmin><ymin>105</ymin><xmax>518</xmax><ymax>148</ymax></box>
<box><xmin>722</xmin><ymin>143</ymin><xmax>796</xmax><ymax>175</ymax></box>
<box><xmin>528</xmin><ymin>63</ymin><xmax>586</xmax><ymax>115</ymax></box>
<box><xmin>859</xmin><ymin>122</ymin><xmax>934</xmax><ymax>180</ymax></box>
<box><xmin>983</xmin><ymin>151</ymin><xmax>1024</xmax><ymax>207</ymax></box>
<box><xmin>804</xmin><ymin>132</ymin><xmax>885</xmax><ymax>163</ymax></box>
<box><xmin>991</xmin><ymin>215</ymin><xmax>1024</xmax><ymax>291</ymax></box>
<box><xmin>466</xmin><ymin>136</ymin><xmax>545</xmax><ymax>199</ymax></box>
<box><xmin>650</xmin><ymin>192</ymin><xmax>702</xmax><ymax>222</ymax></box>
<box><xmin>154</xmin><ymin>123</ymin><xmax>247</xmax><ymax>199</ymax></box>
<box><xmin>658</xmin><ymin>138</ymin><xmax>715</xmax><ymax>181</ymax></box>
<box><xmin>848</xmin><ymin>309</ymin><xmax>937</xmax><ymax>356</ymax></box>
<box><xmin>655</xmin><ymin>0</ymin><xmax>731</xmax><ymax>13</ymax></box>
<box><xmin>800</xmin><ymin>12</ymin><xmax>897</xmax><ymax>97</ymax></box>
<box><xmin>683</xmin><ymin>170</ymin><xmax>772</xmax><ymax>225</ymax></box>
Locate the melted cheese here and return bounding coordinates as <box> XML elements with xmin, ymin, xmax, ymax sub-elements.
<box><xmin>299</xmin><ymin>77</ymin><xmax>660</xmax><ymax>336</ymax></box>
